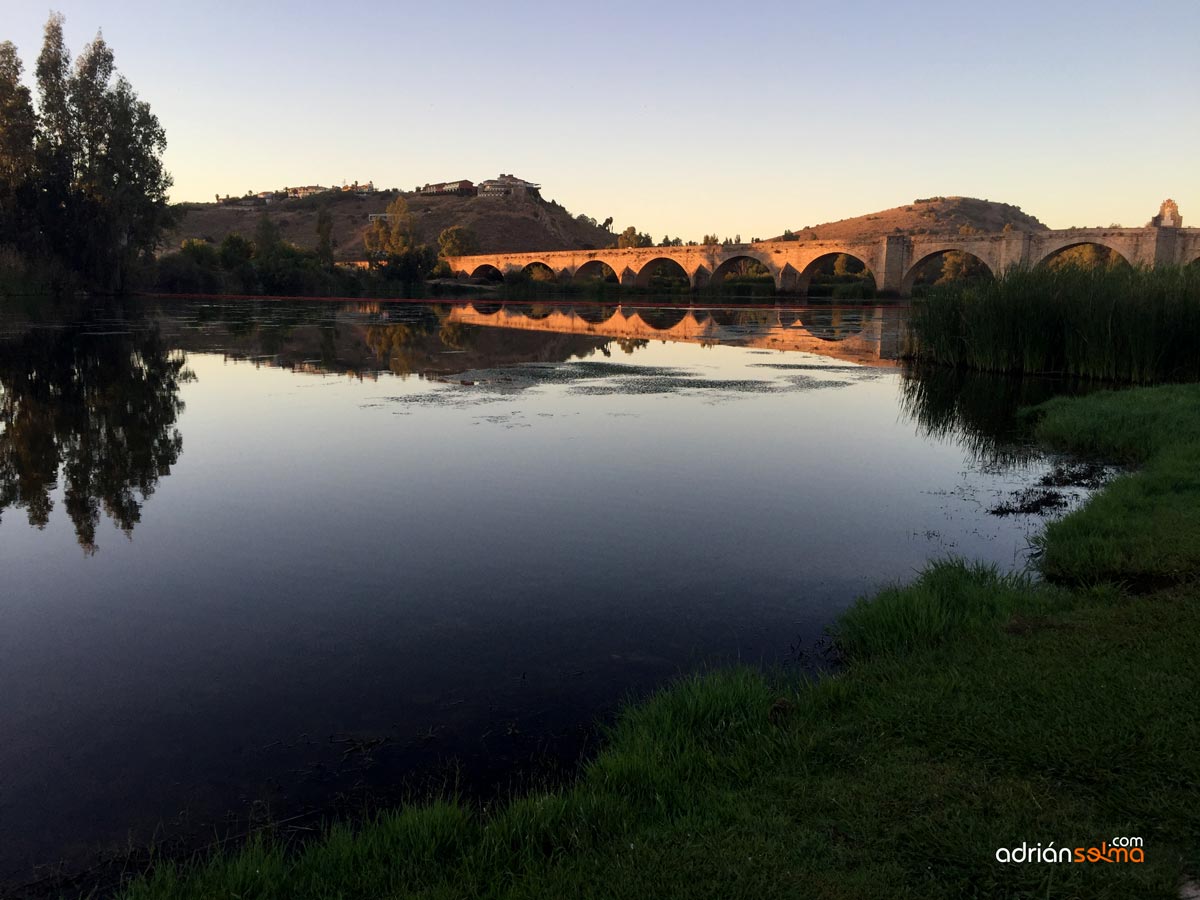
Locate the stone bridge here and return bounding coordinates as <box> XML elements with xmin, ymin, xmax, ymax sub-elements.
<box><xmin>446</xmin><ymin>225</ymin><xmax>1200</xmax><ymax>297</ymax></box>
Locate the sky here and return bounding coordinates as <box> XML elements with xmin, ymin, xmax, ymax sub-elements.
<box><xmin>5</xmin><ymin>0</ymin><xmax>1199</xmax><ymax>239</ymax></box>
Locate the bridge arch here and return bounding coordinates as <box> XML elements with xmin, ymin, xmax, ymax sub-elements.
<box><xmin>902</xmin><ymin>247</ymin><xmax>995</xmax><ymax>295</ymax></box>
<box><xmin>798</xmin><ymin>251</ymin><xmax>877</xmax><ymax>298</ymax></box>
<box><xmin>573</xmin><ymin>259</ymin><xmax>620</xmax><ymax>283</ymax></box>
<box><xmin>710</xmin><ymin>252</ymin><xmax>768</xmax><ymax>280</ymax></box>
<box><xmin>634</xmin><ymin>257</ymin><xmax>691</xmax><ymax>289</ymax></box>
<box><xmin>710</xmin><ymin>254</ymin><xmax>775</xmax><ymax>292</ymax></box>
<box><xmin>516</xmin><ymin>261</ymin><xmax>562</xmax><ymax>282</ymax></box>
<box><xmin>470</xmin><ymin>263</ymin><xmax>504</xmax><ymax>281</ymax></box>
<box><xmin>1034</xmin><ymin>240</ymin><xmax>1132</xmax><ymax>270</ymax></box>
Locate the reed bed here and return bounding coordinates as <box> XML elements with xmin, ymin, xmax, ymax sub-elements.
<box><xmin>903</xmin><ymin>264</ymin><xmax>1200</xmax><ymax>382</ymax></box>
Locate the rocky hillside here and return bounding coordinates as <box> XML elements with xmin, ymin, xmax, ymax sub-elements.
<box><xmin>164</xmin><ymin>190</ymin><xmax>616</xmax><ymax>259</ymax></box>
<box><xmin>775</xmin><ymin>197</ymin><xmax>1047</xmax><ymax>241</ymax></box>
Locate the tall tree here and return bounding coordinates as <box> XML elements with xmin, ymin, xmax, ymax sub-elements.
<box><xmin>315</xmin><ymin>205</ymin><xmax>334</xmax><ymax>264</ymax></box>
<box><xmin>34</xmin><ymin>14</ymin><xmax>72</xmax><ymax>166</ymax></box>
<box><xmin>0</xmin><ymin>42</ymin><xmax>37</xmax><ymax>246</ymax></box>
<box><xmin>0</xmin><ymin>43</ymin><xmax>36</xmax><ymax>185</ymax></box>
<box><xmin>364</xmin><ymin>196</ymin><xmax>434</xmax><ymax>288</ymax></box>
<box><xmin>254</xmin><ymin>213</ymin><xmax>282</xmax><ymax>258</ymax></box>
<box><xmin>72</xmin><ymin>35</ymin><xmax>171</xmax><ymax>290</ymax></box>
<box><xmin>364</xmin><ymin>195</ymin><xmax>417</xmax><ymax>260</ymax></box>
<box><xmin>33</xmin><ymin>13</ymin><xmax>75</xmax><ymax>264</ymax></box>
<box><xmin>70</xmin><ymin>32</ymin><xmax>114</xmax><ymax>186</ymax></box>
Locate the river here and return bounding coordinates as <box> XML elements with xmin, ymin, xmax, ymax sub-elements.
<box><xmin>0</xmin><ymin>298</ymin><xmax>1094</xmax><ymax>889</ymax></box>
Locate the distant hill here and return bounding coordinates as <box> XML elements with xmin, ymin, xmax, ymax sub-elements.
<box><xmin>774</xmin><ymin>197</ymin><xmax>1048</xmax><ymax>241</ymax></box>
<box><xmin>164</xmin><ymin>190</ymin><xmax>616</xmax><ymax>259</ymax></box>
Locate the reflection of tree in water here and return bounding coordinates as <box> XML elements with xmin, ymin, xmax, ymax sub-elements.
<box><xmin>362</xmin><ymin>307</ymin><xmax>448</xmax><ymax>376</ymax></box>
<box><xmin>364</xmin><ymin>307</ymin><xmax>443</xmax><ymax>377</ymax></box>
<box><xmin>365</xmin><ymin>323</ymin><xmax>422</xmax><ymax>377</ymax></box>
<box><xmin>437</xmin><ymin>319</ymin><xmax>473</xmax><ymax>351</ymax></box>
<box><xmin>587</xmin><ymin>337</ymin><xmax>645</xmax><ymax>359</ymax></box>
<box><xmin>900</xmin><ymin>365</ymin><xmax>1095</xmax><ymax>467</ymax></box>
<box><xmin>0</xmin><ymin>323</ymin><xmax>191</xmax><ymax>552</ymax></box>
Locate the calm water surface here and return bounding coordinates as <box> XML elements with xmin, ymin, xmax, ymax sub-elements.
<box><xmin>0</xmin><ymin>299</ymin><xmax>1086</xmax><ymax>884</ymax></box>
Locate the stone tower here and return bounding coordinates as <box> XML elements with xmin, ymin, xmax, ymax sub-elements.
<box><xmin>1149</xmin><ymin>199</ymin><xmax>1182</xmax><ymax>228</ymax></box>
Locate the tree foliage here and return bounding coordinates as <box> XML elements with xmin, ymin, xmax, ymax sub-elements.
<box><xmin>938</xmin><ymin>251</ymin><xmax>989</xmax><ymax>283</ymax></box>
<box><xmin>1044</xmin><ymin>243</ymin><xmax>1128</xmax><ymax>271</ymax></box>
<box><xmin>364</xmin><ymin>196</ymin><xmax>417</xmax><ymax>258</ymax></box>
<box><xmin>617</xmin><ymin>226</ymin><xmax>653</xmax><ymax>249</ymax></box>
<box><xmin>437</xmin><ymin>225</ymin><xmax>478</xmax><ymax>258</ymax></box>
<box><xmin>0</xmin><ymin>42</ymin><xmax>37</xmax><ymax>248</ymax></box>
<box><xmin>0</xmin><ymin>14</ymin><xmax>173</xmax><ymax>292</ymax></box>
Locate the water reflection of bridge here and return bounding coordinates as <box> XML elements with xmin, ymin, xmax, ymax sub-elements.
<box><xmin>447</xmin><ymin>303</ymin><xmax>903</xmax><ymax>366</ymax></box>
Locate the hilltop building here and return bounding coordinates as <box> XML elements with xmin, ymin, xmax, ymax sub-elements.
<box><xmin>418</xmin><ymin>180</ymin><xmax>476</xmax><ymax>196</ymax></box>
<box><xmin>285</xmin><ymin>185</ymin><xmax>333</xmax><ymax>199</ymax></box>
<box><xmin>478</xmin><ymin>174</ymin><xmax>540</xmax><ymax>199</ymax></box>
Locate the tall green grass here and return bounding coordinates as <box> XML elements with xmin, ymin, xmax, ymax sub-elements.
<box><xmin>833</xmin><ymin>560</ymin><xmax>1065</xmax><ymax>659</ymax></box>
<box><xmin>1026</xmin><ymin>383</ymin><xmax>1200</xmax><ymax>584</ymax></box>
<box><xmin>904</xmin><ymin>265</ymin><xmax>1200</xmax><ymax>382</ymax></box>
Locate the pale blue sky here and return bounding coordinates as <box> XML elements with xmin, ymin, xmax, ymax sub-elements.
<box><xmin>7</xmin><ymin>0</ymin><xmax>1198</xmax><ymax>239</ymax></box>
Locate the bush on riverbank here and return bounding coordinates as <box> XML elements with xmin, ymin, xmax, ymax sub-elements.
<box><xmin>110</xmin><ymin>383</ymin><xmax>1200</xmax><ymax>899</ymax></box>
<box><xmin>903</xmin><ymin>265</ymin><xmax>1200</xmax><ymax>382</ymax></box>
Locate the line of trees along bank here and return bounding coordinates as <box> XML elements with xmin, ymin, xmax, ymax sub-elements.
<box><xmin>0</xmin><ymin>14</ymin><xmax>171</xmax><ymax>295</ymax></box>
<box><xmin>153</xmin><ymin>197</ymin><xmax>473</xmax><ymax>298</ymax></box>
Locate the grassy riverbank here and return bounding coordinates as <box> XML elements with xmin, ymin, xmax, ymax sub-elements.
<box><xmin>112</xmin><ymin>385</ymin><xmax>1200</xmax><ymax>899</ymax></box>
<box><xmin>903</xmin><ymin>266</ymin><xmax>1200</xmax><ymax>381</ymax></box>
